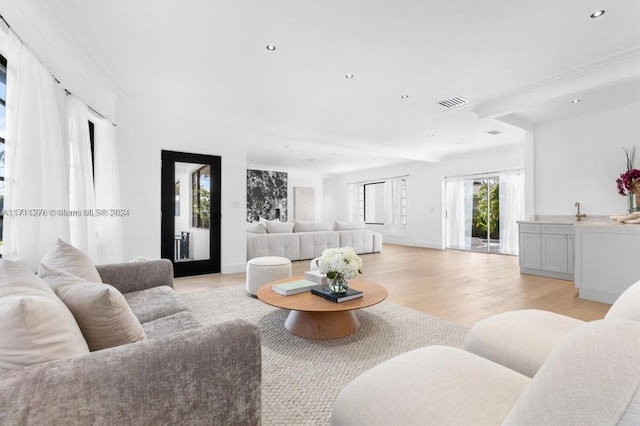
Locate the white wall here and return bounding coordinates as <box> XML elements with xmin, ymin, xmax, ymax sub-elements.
<box><xmin>321</xmin><ymin>102</ymin><xmax>640</xmax><ymax>252</ymax></box>
<box><xmin>324</xmin><ymin>161</ymin><xmax>443</xmax><ymax>248</ymax></box>
<box><xmin>248</xmin><ymin>164</ymin><xmax>325</xmax><ymax>222</ymax></box>
<box><xmin>116</xmin><ymin>97</ymin><xmax>247</xmax><ymax>273</ymax></box>
<box><xmin>439</xmin><ymin>144</ymin><xmax>525</xmax><ymax>178</ymax></box>
<box><xmin>323</xmin><ymin>144</ymin><xmax>526</xmax><ymax>249</ymax></box>
<box><xmin>534</xmin><ymin>102</ymin><xmax>640</xmax><ymax>216</ymax></box>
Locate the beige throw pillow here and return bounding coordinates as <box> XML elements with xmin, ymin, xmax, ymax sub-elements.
<box><xmin>293</xmin><ymin>221</ymin><xmax>334</xmax><ymax>232</ymax></box>
<box><xmin>0</xmin><ymin>260</ymin><xmax>89</xmax><ymax>374</ymax></box>
<box><xmin>334</xmin><ymin>221</ymin><xmax>366</xmax><ymax>230</ymax></box>
<box><xmin>246</xmin><ymin>222</ymin><xmax>267</xmax><ymax>234</ymax></box>
<box><xmin>39</xmin><ymin>265</ymin><xmax>146</xmax><ymax>351</ymax></box>
<box><xmin>38</xmin><ymin>239</ymin><xmax>102</xmax><ymax>283</ymax></box>
<box><xmin>265</xmin><ymin>220</ymin><xmax>295</xmax><ymax>234</ymax></box>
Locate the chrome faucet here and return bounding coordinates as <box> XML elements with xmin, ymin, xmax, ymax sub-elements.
<box><xmin>575</xmin><ymin>202</ymin><xmax>586</xmax><ymax>221</ymax></box>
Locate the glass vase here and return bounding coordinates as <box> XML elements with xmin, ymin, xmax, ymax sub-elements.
<box><xmin>328</xmin><ymin>276</ymin><xmax>349</xmax><ymax>294</ymax></box>
<box><xmin>629</xmin><ymin>193</ymin><xmax>640</xmax><ymax>213</ymax></box>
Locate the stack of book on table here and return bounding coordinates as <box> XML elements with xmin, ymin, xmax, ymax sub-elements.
<box><xmin>271</xmin><ymin>280</ymin><xmax>320</xmax><ymax>296</ymax></box>
<box><xmin>311</xmin><ymin>286</ymin><xmax>363</xmax><ymax>303</ymax></box>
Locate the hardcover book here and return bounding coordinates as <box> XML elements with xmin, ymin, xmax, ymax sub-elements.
<box><xmin>304</xmin><ymin>270</ymin><xmax>328</xmax><ymax>285</ymax></box>
<box><xmin>311</xmin><ymin>286</ymin><xmax>363</xmax><ymax>303</ymax></box>
<box><xmin>271</xmin><ymin>280</ymin><xmax>320</xmax><ymax>296</ymax></box>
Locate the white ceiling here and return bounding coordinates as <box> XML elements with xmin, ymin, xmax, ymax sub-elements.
<box><xmin>16</xmin><ymin>0</ymin><xmax>640</xmax><ymax>175</ymax></box>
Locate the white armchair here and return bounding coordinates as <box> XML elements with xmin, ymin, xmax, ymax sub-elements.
<box><xmin>465</xmin><ymin>280</ymin><xmax>640</xmax><ymax>377</ymax></box>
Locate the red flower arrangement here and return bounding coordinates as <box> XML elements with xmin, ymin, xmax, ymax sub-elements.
<box><xmin>616</xmin><ymin>169</ymin><xmax>640</xmax><ymax>196</ymax></box>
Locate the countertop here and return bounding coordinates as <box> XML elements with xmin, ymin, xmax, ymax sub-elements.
<box><xmin>518</xmin><ymin>215</ymin><xmax>639</xmax><ymax>228</ymax></box>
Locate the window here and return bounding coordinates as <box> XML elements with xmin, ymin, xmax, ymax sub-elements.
<box><xmin>174</xmin><ymin>181</ymin><xmax>180</xmax><ymax>216</ymax></box>
<box><xmin>191</xmin><ymin>165</ymin><xmax>210</xmax><ymax>228</ymax></box>
<box><xmin>0</xmin><ymin>54</ymin><xmax>7</xmax><ymax>245</ymax></box>
<box><xmin>400</xmin><ymin>178</ymin><xmax>407</xmax><ymax>225</ymax></box>
<box><xmin>364</xmin><ymin>182</ymin><xmax>385</xmax><ymax>224</ymax></box>
<box><xmin>354</xmin><ymin>177</ymin><xmax>407</xmax><ymax>226</ymax></box>
<box><xmin>357</xmin><ymin>184</ymin><xmax>364</xmax><ymax>222</ymax></box>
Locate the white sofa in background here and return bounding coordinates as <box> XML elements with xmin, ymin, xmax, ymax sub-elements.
<box><xmin>246</xmin><ymin>221</ymin><xmax>383</xmax><ymax>261</ymax></box>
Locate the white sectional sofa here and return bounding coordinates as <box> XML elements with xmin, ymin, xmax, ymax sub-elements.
<box><xmin>246</xmin><ymin>220</ymin><xmax>382</xmax><ymax>261</ymax></box>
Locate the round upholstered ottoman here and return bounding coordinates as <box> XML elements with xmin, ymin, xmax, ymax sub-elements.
<box><xmin>246</xmin><ymin>256</ymin><xmax>292</xmax><ymax>296</ymax></box>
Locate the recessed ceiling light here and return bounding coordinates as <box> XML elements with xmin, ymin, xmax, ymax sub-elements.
<box><xmin>345</xmin><ymin>74</ymin><xmax>354</xmax><ymax>79</ymax></box>
<box><xmin>570</xmin><ymin>99</ymin><xmax>581</xmax><ymax>103</ymax></box>
<box><xmin>266</xmin><ymin>45</ymin><xmax>276</xmax><ymax>51</ymax></box>
<box><xmin>590</xmin><ymin>10</ymin><xmax>605</xmax><ymax>18</ymax></box>
<box><xmin>401</xmin><ymin>94</ymin><xmax>409</xmax><ymax>99</ymax></box>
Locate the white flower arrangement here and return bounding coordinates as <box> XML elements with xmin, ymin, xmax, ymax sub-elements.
<box><xmin>317</xmin><ymin>247</ymin><xmax>362</xmax><ymax>281</ymax></box>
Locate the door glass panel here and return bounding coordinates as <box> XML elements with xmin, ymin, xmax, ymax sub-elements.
<box><xmin>446</xmin><ymin>176</ymin><xmax>502</xmax><ymax>253</ymax></box>
<box><xmin>471</xmin><ymin>178</ymin><xmax>500</xmax><ymax>253</ymax></box>
<box><xmin>174</xmin><ymin>162</ymin><xmax>210</xmax><ymax>262</ymax></box>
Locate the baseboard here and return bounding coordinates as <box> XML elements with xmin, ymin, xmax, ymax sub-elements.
<box><xmin>221</xmin><ymin>263</ymin><xmax>246</xmax><ymax>274</ymax></box>
<box><xmin>520</xmin><ymin>268</ymin><xmax>574</xmax><ymax>282</ymax></box>
<box><xmin>382</xmin><ymin>238</ymin><xmax>444</xmax><ymax>250</ymax></box>
<box><xmin>578</xmin><ymin>289</ymin><xmax>618</xmax><ymax>304</ymax></box>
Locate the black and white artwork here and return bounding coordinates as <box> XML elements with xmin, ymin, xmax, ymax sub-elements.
<box><xmin>247</xmin><ymin>169</ymin><xmax>288</xmax><ymax>222</ymax></box>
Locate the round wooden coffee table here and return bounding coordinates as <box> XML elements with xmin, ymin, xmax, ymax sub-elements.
<box><xmin>257</xmin><ymin>276</ymin><xmax>388</xmax><ymax>340</ymax></box>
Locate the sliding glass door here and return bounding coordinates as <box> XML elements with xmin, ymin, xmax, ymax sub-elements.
<box><xmin>445</xmin><ymin>171</ymin><xmax>524</xmax><ymax>255</ymax></box>
<box><xmin>471</xmin><ymin>177</ymin><xmax>500</xmax><ymax>253</ymax></box>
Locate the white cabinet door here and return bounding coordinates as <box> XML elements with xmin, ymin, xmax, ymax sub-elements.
<box><xmin>541</xmin><ymin>234</ymin><xmax>568</xmax><ymax>273</ymax></box>
<box><xmin>567</xmin><ymin>235</ymin><xmax>575</xmax><ymax>274</ymax></box>
<box><xmin>519</xmin><ymin>233</ymin><xmax>542</xmax><ymax>269</ymax></box>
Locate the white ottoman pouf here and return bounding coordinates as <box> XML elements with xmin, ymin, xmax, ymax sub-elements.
<box><xmin>246</xmin><ymin>256</ymin><xmax>292</xmax><ymax>296</ymax></box>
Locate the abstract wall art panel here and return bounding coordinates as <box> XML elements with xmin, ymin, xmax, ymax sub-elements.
<box><xmin>247</xmin><ymin>169</ymin><xmax>288</xmax><ymax>222</ymax></box>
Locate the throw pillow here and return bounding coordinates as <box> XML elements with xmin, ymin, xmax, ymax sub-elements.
<box><xmin>0</xmin><ymin>260</ymin><xmax>89</xmax><ymax>374</ymax></box>
<box><xmin>39</xmin><ymin>265</ymin><xmax>146</xmax><ymax>351</ymax></box>
<box><xmin>293</xmin><ymin>221</ymin><xmax>334</xmax><ymax>232</ymax></box>
<box><xmin>38</xmin><ymin>239</ymin><xmax>102</xmax><ymax>283</ymax></box>
<box><xmin>265</xmin><ymin>220</ymin><xmax>295</xmax><ymax>234</ymax></box>
<box><xmin>246</xmin><ymin>222</ymin><xmax>267</xmax><ymax>234</ymax></box>
<box><xmin>334</xmin><ymin>221</ymin><xmax>366</xmax><ymax>230</ymax></box>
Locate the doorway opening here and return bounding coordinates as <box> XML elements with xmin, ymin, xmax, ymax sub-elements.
<box><xmin>444</xmin><ymin>170</ymin><xmax>524</xmax><ymax>255</ymax></box>
<box><xmin>161</xmin><ymin>151</ymin><xmax>221</xmax><ymax>277</ymax></box>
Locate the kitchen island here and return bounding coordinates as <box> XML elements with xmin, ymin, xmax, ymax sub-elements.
<box><xmin>518</xmin><ymin>217</ymin><xmax>640</xmax><ymax>303</ymax></box>
<box><xmin>574</xmin><ymin>222</ymin><xmax>640</xmax><ymax>303</ymax></box>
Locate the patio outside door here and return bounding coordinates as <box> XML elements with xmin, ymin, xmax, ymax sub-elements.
<box><xmin>444</xmin><ymin>171</ymin><xmax>524</xmax><ymax>255</ymax></box>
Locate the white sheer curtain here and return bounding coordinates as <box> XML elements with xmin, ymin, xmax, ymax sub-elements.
<box><xmin>347</xmin><ymin>183</ymin><xmax>359</xmax><ymax>222</ymax></box>
<box><xmin>94</xmin><ymin>118</ymin><xmax>123</xmax><ymax>263</ymax></box>
<box><xmin>384</xmin><ymin>178</ymin><xmax>405</xmax><ymax>236</ymax></box>
<box><xmin>444</xmin><ymin>178</ymin><xmax>471</xmax><ymax>249</ymax></box>
<box><xmin>66</xmin><ymin>95</ymin><xmax>97</xmax><ymax>261</ymax></box>
<box><xmin>499</xmin><ymin>170</ymin><xmax>525</xmax><ymax>255</ymax></box>
<box><xmin>3</xmin><ymin>32</ymin><xmax>69</xmax><ymax>270</ymax></box>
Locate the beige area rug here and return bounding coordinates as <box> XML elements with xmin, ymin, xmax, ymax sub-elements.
<box><xmin>179</xmin><ymin>285</ymin><xmax>469</xmax><ymax>425</ymax></box>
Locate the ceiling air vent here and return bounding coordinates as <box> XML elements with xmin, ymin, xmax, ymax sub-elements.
<box><xmin>438</xmin><ymin>96</ymin><xmax>469</xmax><ymax>109</ymax></box>
<box><xmin>487</xmin><ymin>130</ymin><xmax>503</xmax><ymax>135</ymax></box>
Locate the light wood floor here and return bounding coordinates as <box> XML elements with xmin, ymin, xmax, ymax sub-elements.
<box><xmin>174</xmin><ymin>244</ymin><xmax>611</xmax><ymax>326</ymax></box>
